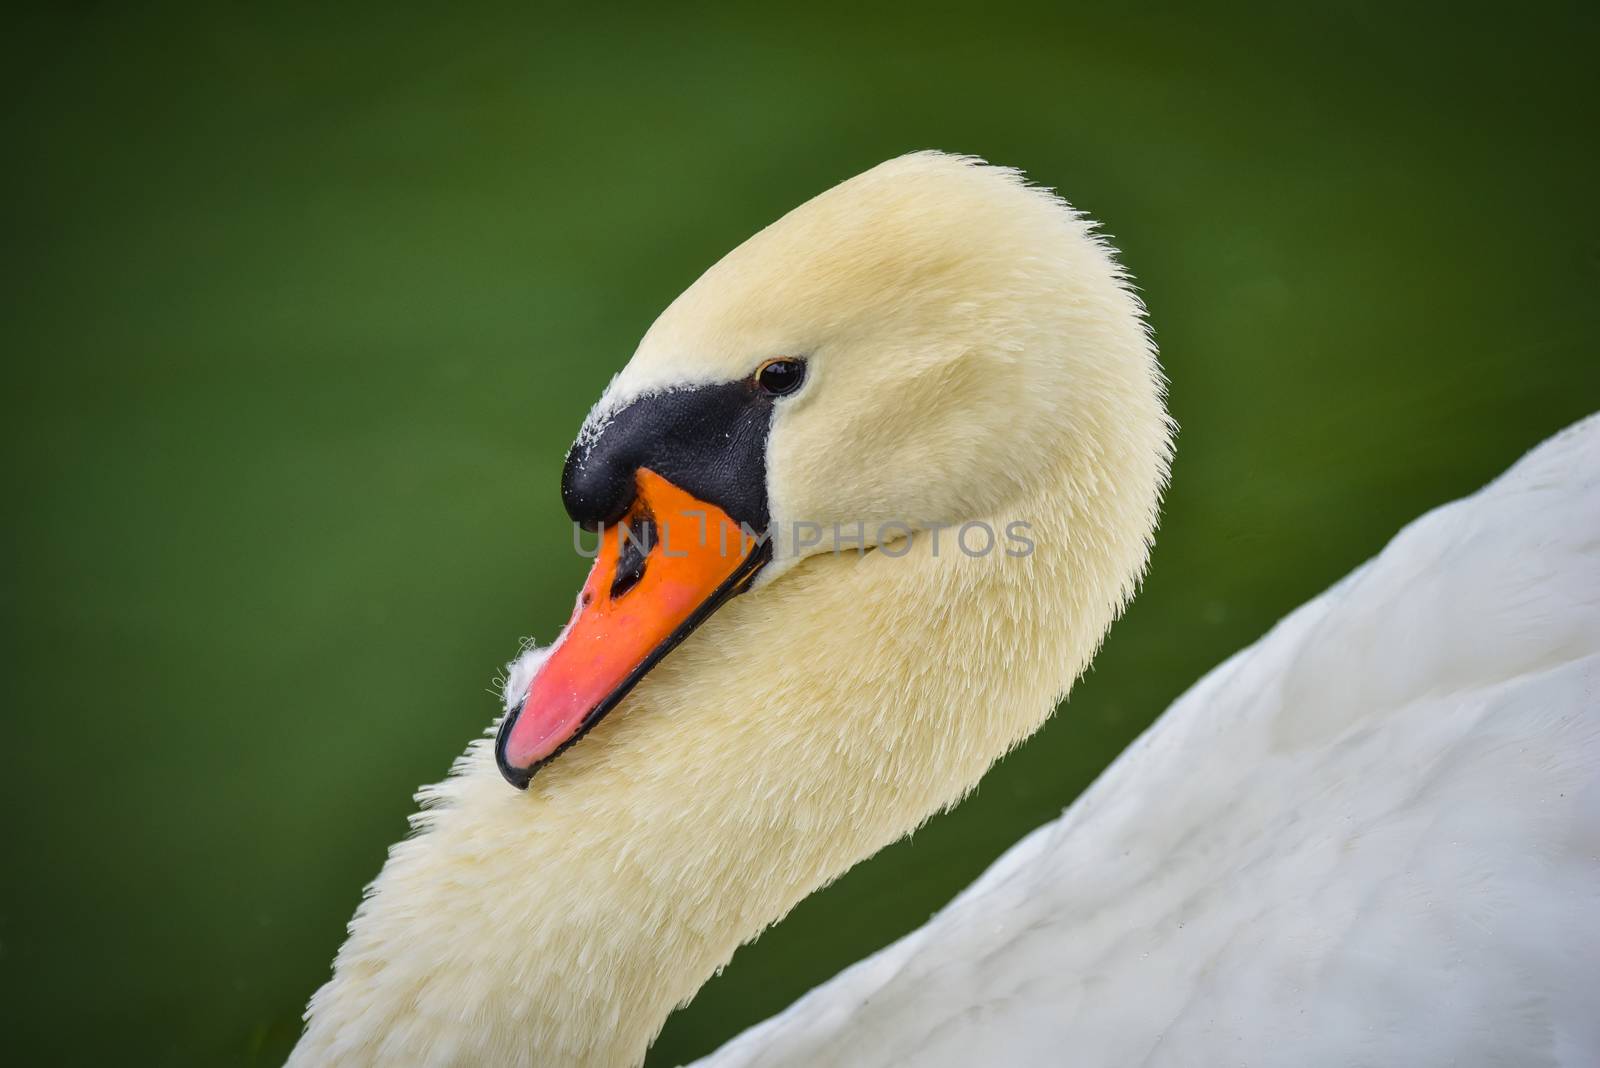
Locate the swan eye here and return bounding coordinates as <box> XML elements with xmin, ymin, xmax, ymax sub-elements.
<box><xmin>755</xmin><ymin>358</ymin><xmax>805</xmax><ymax>397</ymax></box>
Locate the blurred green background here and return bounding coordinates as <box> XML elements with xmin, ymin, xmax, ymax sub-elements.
<box><xmin>4</xmin><ymin>2</ymin><xmax>1598</xmax><ymax>1064</ymax></box>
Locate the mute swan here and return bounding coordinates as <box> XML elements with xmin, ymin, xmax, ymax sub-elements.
<box><xmin>291</xmin><ymin>153</ymin><xmax>1598</xmax><ymax>1067</ymax></box>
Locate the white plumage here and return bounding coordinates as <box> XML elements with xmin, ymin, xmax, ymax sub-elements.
<box><xmin>699</xmin><ymin>414</ymin><xmax>1600</xmax><ymax>1067</ymax></box>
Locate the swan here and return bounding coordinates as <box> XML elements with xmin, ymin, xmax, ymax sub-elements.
<box><xmin>291</xmin><ymin>152</ymin><xmax>1598</xmax><ymax>1067</ymax></box>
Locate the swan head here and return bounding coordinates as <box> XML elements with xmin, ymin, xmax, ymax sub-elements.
<box><xmin>498</xmin><ymin>151</ymin><xmax>1170</xmax><ymax>787</ymax></box>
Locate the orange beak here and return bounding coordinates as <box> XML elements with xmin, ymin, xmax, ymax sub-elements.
<box><xmin>496</xmin><ymin>467</ymin><xmax>768</xmax><ymax>787</ymax></box>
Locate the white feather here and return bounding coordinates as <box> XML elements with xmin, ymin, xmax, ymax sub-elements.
<box><xmin>697</xmin><ymin>414</ymin><xmax>1600</xmax><ymax>1068</ymax></box>
<box><xmin>501</xmin><ymin>640</ymin><xmax>552</xmax><ymax>713</ymax></box>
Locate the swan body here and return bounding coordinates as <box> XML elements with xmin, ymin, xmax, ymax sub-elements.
<box><xmin>700</xmin><ymin>414</ymin><xmax>1600</xmax><ymax>1067</ymax></box>
<box><xmin>293</xmin><ymin>153</ymin><xmax>1170</xmax><ymax>1066</ymax></box>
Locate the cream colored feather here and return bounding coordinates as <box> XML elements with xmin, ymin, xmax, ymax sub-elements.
<box><xmin>697</xmin><ymin>413</ymin><xmax>1600</xmax><ymax>1067</ymax></box>
<box><xmin>291</xmin><ymin>152</ymin><xmax>1172</xmax><ymax>1067</ymax></box>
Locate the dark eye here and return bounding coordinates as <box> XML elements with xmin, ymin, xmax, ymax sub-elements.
<box><xmin>755</xmin><ymin>358</ymin><xmax>806</xmax><ymax>397</ymax></box>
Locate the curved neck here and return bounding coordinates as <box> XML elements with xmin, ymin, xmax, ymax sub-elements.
<box><xmin>292</xmin><ymin>459</ymin><xmax>1142</xmax><ymax>1067</ymax></box>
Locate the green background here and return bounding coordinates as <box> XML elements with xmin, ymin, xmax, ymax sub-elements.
<box><xmin>5</xmin><ymin>3</ymin><xmax>1597</xmax><ymax>1064</ymax></box>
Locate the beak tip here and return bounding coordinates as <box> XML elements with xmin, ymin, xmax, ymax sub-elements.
<box><xmin>492</xmin><ymin>471</ymin><xmax>772</xmax><ymax>793</ymax></box>
<box><xmin>494</xmin><ymin>700</ymin><xmax>536</xmax><ymax>790</ymax></box>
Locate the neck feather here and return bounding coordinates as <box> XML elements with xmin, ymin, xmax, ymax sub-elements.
<box><xmin>292</xmin><ymin>439</ymin><xmax>1157</xmax><ymax>1067</ymax></box>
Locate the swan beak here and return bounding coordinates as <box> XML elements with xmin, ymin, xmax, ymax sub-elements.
<box><xmin>495</xmin><ymin>467</ymin><xmax>769</xmax><ymax>788</ymax></box>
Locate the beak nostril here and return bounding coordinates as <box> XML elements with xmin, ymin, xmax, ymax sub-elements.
<box><xmin>609</xmin><ymin>516</ymin><xmax>656</xmax><ymax>600</ymax></box>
